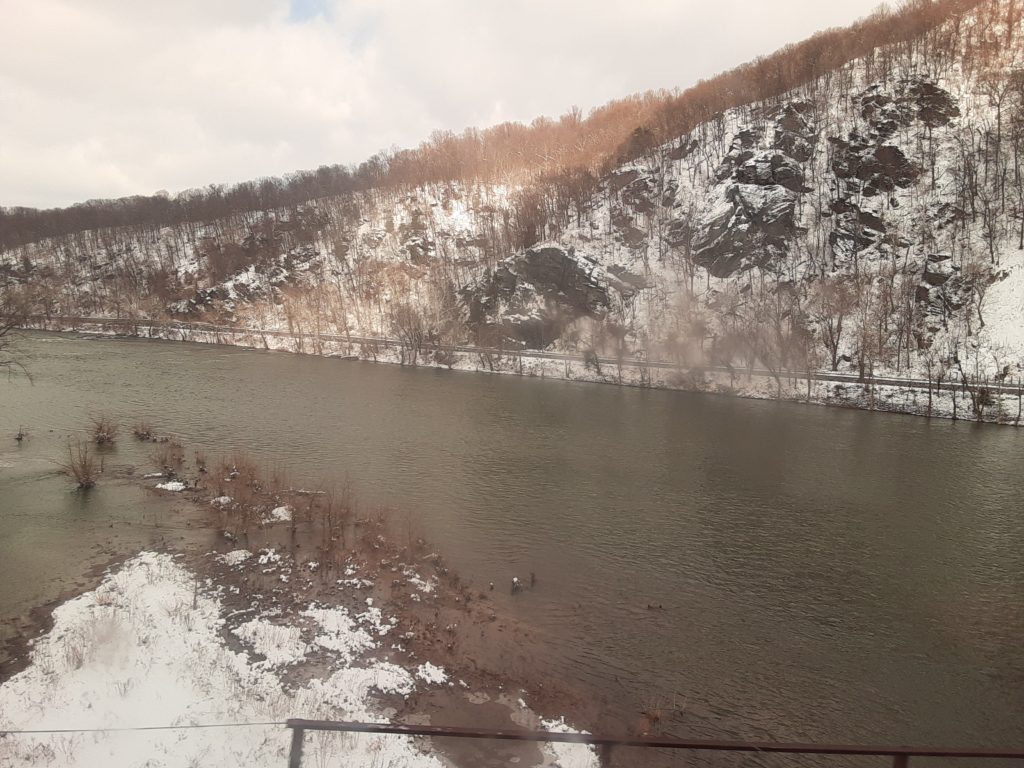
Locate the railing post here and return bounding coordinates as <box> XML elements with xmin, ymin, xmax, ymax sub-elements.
<box><xmin>288</xmin><ymin>726</ymin><xmax>305</xmax><ymax>768</ymax></box>
<box><xmin>598</xmin><ymin>743</ymin><xmax>614</xmax><ymax>767</ymax></box>
<box><xmin>892</xmin><ymin>755</ymin><xmax>909</xmax><ymax>768</ymax></box>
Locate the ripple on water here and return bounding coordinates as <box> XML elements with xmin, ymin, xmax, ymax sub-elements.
<box><xmin>2</xmin><ymin>331</ymin><xmax>1023</xmax><ymax>755</ymax></box>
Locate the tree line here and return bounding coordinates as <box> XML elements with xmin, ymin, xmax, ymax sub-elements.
<box><xmin>0</xmin><ymin>0</ymin><xmax>990</xmax><ymax>253</ymax></box>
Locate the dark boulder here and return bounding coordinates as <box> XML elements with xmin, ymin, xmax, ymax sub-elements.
<box><xmin>734</xmin><ymin>151</ymin><xmax>808</xmax><ymax>192</ymax></box>
<box><xmin>514</xmin><ymin>246</ymin><xmax>609</xmax><ymax>317</ymax></box>
<box><xmin>611</xmin><ymin>210</ymin><xmax>647</xmax><ymax>248</ymax></box>
<box><xmin>693</xmin><ymin>183</ymin><xmax>798</xmax><ymax>276</ymax></box>
<box><xmin>830</xmin><ymin>133</ymin><xmax>919</xmax><ymax>197</ymax></box>
<box><xmin>772</xmin><ymin>101</ymin><xmax>816</xmax><ymax>162</ymax></box>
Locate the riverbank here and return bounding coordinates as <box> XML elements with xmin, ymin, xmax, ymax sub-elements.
<box><xmin>0</xmin><ymin>436</ymin><xmax>599</xmax><ymax>768</ymax></box>
<box><xmin>5</xmin><ymin>331</ymin><xmax>1023</xmax><ymax>760</ymax></box>
<box><xmin>0</xmin><ymin>465</ymin><xmax>219</xmax><ymax>683</ymax></box>
<box><xmin>23</xmin><ymin>318</ymin><xmax>1024</xmax><ymax>426</ymax></box>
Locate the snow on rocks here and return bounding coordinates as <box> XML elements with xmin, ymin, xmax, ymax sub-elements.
<box><xmin>217</xmin><ymin>549</ymin><xmax>252</xmax><ymax>566</ymax></box>
<box><xmin>403</xmin><ymin>566</ymin><xmax>436</xmax><ymax>594</ymax></box>
<box><xmin>415</xmin><ymin>662</ymin><xmax>449</xmax><ymax>686</ymax></box>
<box><xmin>338</xmin><ymin>576</ymin><xmax>374</xmax><ymax>589</ymax></box>
<box><xmin>155</xmin><ymin>480</ymin><xmax>187</xmax><ymax>492</ymax></box>
<box><xmin>357</xmin><ymin>597</ymin><xmax>397</xmax><ymax>637</ymax></box>
<box><xmin>211</xmin><ymin>495</ymin><xmax>233</xmax><ymax>507</ymax></box>
<box><xmin>265</xmin><ymin>505</ymin><xmax>293</xmax><ymax>523</ymax></box>
<box><xmin>0</xmin><ymin>552</ymin><xmax>447</xmax><ymax>768</ymax></box>
<box><xmin>257</xmin><ymin>548</ymin><xmax>282</xmax><ymax>566</ymax></box>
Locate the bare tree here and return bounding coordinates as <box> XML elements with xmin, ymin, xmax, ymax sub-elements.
<box><xmin>60</xmin><ymin>440</ymin><xmax>100</xmax><ymax>489</ymax></box>
<box><xmin>808</xmin><ymin>275</ymin><xmax>856</xmax><ymax>371</ymax></box>
<box><xmin>0</xmin><ymin>287</ymin><xmax>32</xmax><ymax>379</ymax></box>
<box><xmin>389</xmin><ymin>301</ymin><xmax>428</xmax><ymax>364</ymax></box>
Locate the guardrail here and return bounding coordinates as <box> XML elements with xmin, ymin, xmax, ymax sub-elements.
<box><xmin>27</xmin><ymin>315</ymin><xmax>1024</xmax><ymax>397</ymax></box>
<box><xmin>284</xmin><ymin>719</ymin><xmax>1024</xmax><ymax>768</ymax></box>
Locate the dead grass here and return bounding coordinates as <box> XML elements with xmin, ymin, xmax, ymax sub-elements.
<box><xmin>152</xmin><ymin>440</ymin><xmax>185</xmax><ymax>474</ymax></box>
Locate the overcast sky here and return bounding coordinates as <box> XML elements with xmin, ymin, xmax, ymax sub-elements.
<box><xmin>0</xmin><ymin>0</ymin><xmax>885</xmax><ymax>209</ymax></box>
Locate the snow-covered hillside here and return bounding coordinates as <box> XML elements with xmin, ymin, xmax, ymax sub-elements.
<box><xmin>4</xmin><ymin>0</ymin><xmax>1024</xmax><ymax>420</ymax></box>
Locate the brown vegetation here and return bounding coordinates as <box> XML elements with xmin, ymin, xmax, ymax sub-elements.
<box><xmin>60</xmin><ymin>440</ymin><xmax>100</xmax><ymax>489</ymax></box>
<box><xmin>132</xmin><ymin>422</ymin><xmax>154</xmax><ymax>440</ymax></box>
<box><xmin>0</xmin><ymin>0</ymin><xmax>984</xmax><ymax>252</ymax></box>
<box><xmin>90</xmin><ymin>415</ymin><xmax>119</xmax><ymax>446</ymax></box>
<box><xmin>0</xmin><ymin>286</ymin><xmax>32</xmax><ymax>379</ymax></box>
<box><xmin>152</xmin><ymin>440</ymin><xmax>185</xmax><ymax>474</ymax></box>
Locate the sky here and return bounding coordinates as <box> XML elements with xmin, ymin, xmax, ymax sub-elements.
<box><xmin>0</xmin><ymin>0</ymin><xmax>885</xmax><ymax>209</ymax></box>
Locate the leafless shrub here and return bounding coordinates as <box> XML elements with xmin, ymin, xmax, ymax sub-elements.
<box><xmin>266</xmin><ymin>464</ymin><xmax>291</xmax><ymax>501</ymax></box>
<box><xmin>60</xmin><ymin>440</ymin><xmax>100</xmax><ymax>489</ymax></box>
<box><xmin>434</xmin><ymin>349</ymin><xmax>458</xmax><ymax>369</ymax></box>
<box><xmin>358</xmin><ymin>341</ymin><xmax>380</xmax><ymax>361</ymax></box>
<box><xmin>133</xmin><ymin>422</ymin><xmax>154</xmax><ymax>440</ymax></box>
<box><xmin>316</xmin><ymin>484</ymin><xmax>355</xmax><ymax>574</ymax></box>
<box><xmin>91</xmin><ymin>415</ymin><xmax>119</xmax><ymax>445</ymax></box>
<box><xmin>152</xmin><ymin>440</ymin><xmax>185</xmax><ymax>474</ymax></box>
<box><xmin>215</xmin><ymin>453</ymin><xmax>260</xmax><ymax>486</ymax></box>
<box><xmin>194</xmin><ymin>450</ymin><xmax>208</xmax><ymax>473</ymax></box>
<box><xmin>62</xmin><ymin>641</ymin><xmax>85</xmax><ymax>671</ymax></box>
<box><xmin>213</xmin><ymin>452</ymin><xmax>263</xmax><ymax>540</ymax></box>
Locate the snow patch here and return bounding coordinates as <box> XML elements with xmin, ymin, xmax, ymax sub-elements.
<box><xmin>265</xmin><ymin>505</ymin><xmax>292</xmax><ymax>523</ymax></box>
<box><xmin>302</xmin><ymin>604</ymin><xmax>374</xmax><ymax>662</ymax></box>
<box><xmin>0</xmin><ymin>552</ymin><xmax>446</xmax><ymax>767</ymax></box>
<box><xmin>415</xmin><ymin>662</ymin><xmax>448</xmax><ymax>685</ymax></box>
<box><xmin>155</xmin><ymin>481</ymin><xmax>187</xmax><ymax>492</ymax></box>
<box><xmin>232</xmin><ymin>618</ymin><xmax>307</xmax><ymax>667</ymax></box>
<box><xmin>541</xmin><ymin>716</ymin><xmax>598</xmax><ymax>768</ymax></box>
<box><xmin>257</xmin><ymin>549</ymin><xmax>281</xmax><ymax>566</ymax></box>
<box><xmin>217</xmin><ymin>550</ymin><xmax>252</xmax><ymax>566</ymax></box>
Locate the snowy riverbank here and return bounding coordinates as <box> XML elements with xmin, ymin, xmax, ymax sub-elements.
<box><xmin>0</xmin><ymin>551</ymin><xmax>596</xmax><ymax>768</ymax></box>
<box><xmin>22</xmin><ymin>322</ymin><xmax>1024</xmax><ymax>427</ymax></box>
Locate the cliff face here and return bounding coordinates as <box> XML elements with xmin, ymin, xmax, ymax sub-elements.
<box><xmin>4</xmin><ymin>0</ymin><xmax>1024</xmax><ymax>399</ymax></box>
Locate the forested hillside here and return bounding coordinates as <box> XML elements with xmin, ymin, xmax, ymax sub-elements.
<box><xmin>4</xmin><ymin>0</ymin><xmax>1024</xmax><ymax>420</ymax></box>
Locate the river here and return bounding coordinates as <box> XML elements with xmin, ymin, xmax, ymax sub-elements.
<box><xmin>1</xmin><ymin>331</ymin><xmax>1022</xmax><ymax>762</ymax></box>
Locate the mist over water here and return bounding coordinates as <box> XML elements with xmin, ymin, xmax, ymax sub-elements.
<box><xmin>2</xmin><ymin>332</ymin><xmax>1022</xmax><ymax>760</ymax></box>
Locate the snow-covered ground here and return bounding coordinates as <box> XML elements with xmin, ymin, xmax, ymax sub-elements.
<box><xmin>981</xmin><ymin>249</ymin><xmax>1024</xmax><ymax>355</ymax></box>
<box><xmin>35</xmin><ymin>317</ymin><xmax>1024</xmax><ymax>426</ymax></box>
<box><xmin>0</xmin><ymin>552</ymin><xmax>597</xmax><ymax>768</ymax></box>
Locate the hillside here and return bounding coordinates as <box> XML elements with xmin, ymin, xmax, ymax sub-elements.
<box><xmin>3</xmin><ymin>0</ymin><xmax>1024</xmax><ymax>422</ymax></box>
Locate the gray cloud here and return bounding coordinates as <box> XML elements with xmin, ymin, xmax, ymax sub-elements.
<box><xmin>0</xmin><ymin>0</ymin><xmax>884</xmax><ymax>207</ymax></box>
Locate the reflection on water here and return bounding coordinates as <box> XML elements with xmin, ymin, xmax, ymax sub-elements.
<box><xmin>1</xmin><ymin>332</ymin><xmax>1022</xmax><ymax>755</ymax></box>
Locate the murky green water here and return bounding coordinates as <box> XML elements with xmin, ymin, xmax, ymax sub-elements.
<box><xmin>1</xmin><ymin>331</ymin><xmax>1022</xmax><ymax>760</ymax></box>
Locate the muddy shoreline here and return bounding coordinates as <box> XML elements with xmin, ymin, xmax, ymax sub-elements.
<box><xmin>0</xmin><ymin>472</ymin><xmax>220</xmax><ymax>683</ymax></box>
<box><xmin>0</xmin><ymin>443</ymin><xmax>607</xmax><ymax>767</ymax></box>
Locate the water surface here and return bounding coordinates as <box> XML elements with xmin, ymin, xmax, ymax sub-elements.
<box><xmin>1</xmin><ymin>332</ymin><xmax>1021</xmax><ymax>761</ymax></box>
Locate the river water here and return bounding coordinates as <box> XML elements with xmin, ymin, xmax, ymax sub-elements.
<box><xmin>1</xmin><ymin>332</ymin><xmax>1022</xmax><ymax>761</ymax></box>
